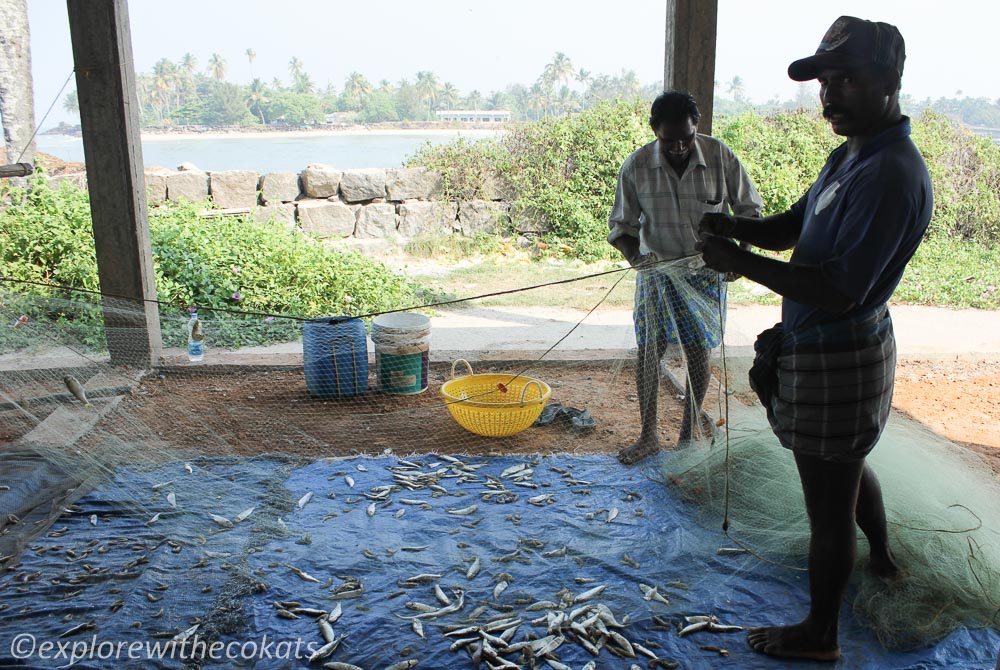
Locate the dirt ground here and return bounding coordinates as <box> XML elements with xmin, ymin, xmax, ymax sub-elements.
<box><xmin>82</xmin><ymin>358</ymin><xmax>999</xmax><ymax>474</ymax></box>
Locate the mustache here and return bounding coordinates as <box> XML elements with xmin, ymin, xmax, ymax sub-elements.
<box><xmin>823</xmin><ymin>106</ymin><xmax>851</xmax><ymax>120</ymax></box>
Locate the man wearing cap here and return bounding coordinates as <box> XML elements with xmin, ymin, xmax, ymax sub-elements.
<box><xmin>609</xmin><ymin>90</ymin><xmax>762</xmax><ymax>465</ymax></box>
<box><xmin>698</xmin><ymin>16</ymin><xmax>932</xmax><ymax>662</ymax></box>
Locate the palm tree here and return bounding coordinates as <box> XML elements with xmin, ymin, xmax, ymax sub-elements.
<box><xmin>618</xmin><ymin>70</ymin><xmax>641</xmax><ymax>99</ymax></box>
<box><xmin>415</xmin><ymin>70</ymin><xmax>441</xmax><ymax>118</ymax></box>
<box><xmin>544</xmin><ymin>52</ymin><xmax>576</xmax><ymax>90</ymax></box>
<box><xmin>246</xmin><ymin>48</ymin><xmax>256</xmax><ymax>79</ymax></box>
<box><xmin>727</xmin><ymin>76</ymin><xmax>746</xmax><ymax>103</ymax></box>
<box><xmin>152</xmin><ymin>58</ymin><xmax>178</xmax><ymax>122</ymax></box>
<box><xmin>288</xmin><ymin>57</ymin><xmax>304</xmax><ymax>80</ymax></box>
<box><xmin>293</xmin><ymin>72</ymin><xmax>315</xmax><ymax>95</ymax></box>
<box><xmin>208</xmin><ymin>53</ymin><xmax>227</xmax><ymax>81</ymax></box>
<box><xmin>464</xmin><ymin>90</ymin><xmax>483</xmax><ymax>110</ymax></box>
<box><xmin>439</xmin><ymin>82</ymin><xmax>460</xmax><ymax>110</ymax></box>
<box><xmin>343</xmin><ymin>72</ymin><xmax>372</xmax><ymax>109</ymax></box>
<box><xmin>246</xmin><ymin>78</ymin><xmax>268</xmax><ymax>124</ymax></box>
<box><xmin>62</xmin><ymin>90</ymin><xmax>79</xmax><ymax>115</ymax></box>
<box><xmin>181</xmin><ymin>53</ymin><xmax>197</xmax><ymax>75</ymax></box>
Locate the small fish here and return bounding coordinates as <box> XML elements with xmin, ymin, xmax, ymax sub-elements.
<box><xmin>166</xmin><ymin>492</ymin><xmax>176</xmax><ymax>508</ymax></box>
<box><xmin>89</xmin><ymin>514</ymin><xmax>97</xmax><ymax>526</ymax></box>
<box><xmin>716</xmin><ymin>547</ymin><xmax>750</xmax><ymax>556</ymax></box>
<box><xmin>493</xmin><ymin>580</ymin><xmax>509</xmax><ymax>600</ymax></box>
<box><xmin>446</xmin><ymin>505</ymin><xmax>479</xmax><ymax>516</ymax></box>
<box><xmin>286</xmin><ymin>564</ymin><xmax>321</xmax><ymax>583</ymax></box>
<box><xmin>318</xmin><ymin>619</ymin><xmax>336</xmax><ymax>643</ymax></box>
<box><xmin>327</xmin><ymin>603</ymin><xmax>342</xmax><ymax>623</ymax></box>
<box><xmin>411</xmin><ymin>618</ymin><xmax>425</xmax><ymax>639</ymax></box>
<box><xmin>146</xmin><ymin>513</ymin><xmax>161</xmax><ymax>526</ymax></box>
<box><xmin>63</xmin><ymin>376</ymin><xmax>91</xmax><ymax>406</ymax></box>
<box><xmin>356</xmin><ymin>464</ymin><xmax>368</xmax><ymax>472</ymax></box>
<box><xmin>233</xmin><ymin>507</ymin><xmax>255</xmax><ymax>523</ymax></box>
<box><xmin>345</xmin><ymin>476</ymin><xmax>355</xmax><ymax>488</ymax></box>
<box><xmin>384</xmin><ymin>659</ymin><xmax>419</xmax><ymax>670</ymax></box>
<box><xmin>184</xmin><ymin>463</ymin><xmax>193</xmax><ymax>474</ymax></box>
<box><xmin>208</xmin><ymin>513</ymin><xmax>233</xmax><ymax>528</ymax></box>
<box><xmin>297</xmin><ymin>492</ymin><xmax>313</xmax><ymax>510</ymax></box>
<box><xmin>465</xmin><ymin>556</ymin><xmax>481</xmax><ymax>580</ymax></box>
<box><xmin>574</xmin><ymin>584</ymin><xmax>607</xmax><ymax>603</ymax></box>
<box><xmin>308</xmin><ymin>635</ymin><xmax>344</xmax><ymax>662</ymax></box>
<box><xmin>366</xmin><ymin>502</ymin><xmax>376</xmax><ymax>517</ymax></box>
<box><xmin>169</xmin><ymin>623</ymin><xmax>199</xmax><ymax>644</ymax></box>
<box><xmin>394</xmin><ymin>509</ymin><xmax>406</xmax><ymax>519</ymax></box>
<box><xmin>606</xmin><ymin>507</ymin><xmax>620</xmax><ymax>523</ymax></box>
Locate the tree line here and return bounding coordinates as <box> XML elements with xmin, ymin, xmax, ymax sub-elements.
<box><xmin>56</xmin><ymin>51</ymin><xmax>1000</xmax><ymax>131</ymax></box>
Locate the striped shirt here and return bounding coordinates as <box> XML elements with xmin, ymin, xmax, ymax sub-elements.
<box><xmin>608</xmin><ymin>135</ymin><xmax>763</xmax><ymax>260</ymax></box>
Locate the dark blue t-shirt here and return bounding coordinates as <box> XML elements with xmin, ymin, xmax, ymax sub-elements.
<box><xmin>783</xmin><ymin>117</ymin><xmax>933</xmax><ymax>332</ymax></box>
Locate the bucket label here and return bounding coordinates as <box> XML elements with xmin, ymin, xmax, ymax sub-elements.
<box><xmin>389</xmin><ymin>372</ymin><xmax>417</xmax><ymax>388</ymax></box>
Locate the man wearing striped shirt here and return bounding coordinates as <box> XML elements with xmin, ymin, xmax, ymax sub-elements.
<box><xmin>608</xmin><ymin>91</ymin><xmax>763</xmax><ymax>465</ymax></box>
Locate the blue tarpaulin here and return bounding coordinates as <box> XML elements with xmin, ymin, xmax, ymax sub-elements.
<box><xmin>1</xmin><ymin>454</ymin><xmax>996</xmax><ymax>669</ymax></box>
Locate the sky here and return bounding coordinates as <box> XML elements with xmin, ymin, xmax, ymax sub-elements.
<box><xmin>22</xmin><ymin>0</ymin><xmax>1000</xmax><ymax>129</ymax></box>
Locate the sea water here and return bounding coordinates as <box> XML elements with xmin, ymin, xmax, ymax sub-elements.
<box><xmin>35</xmin><ymin>129</ymin><xmax>501</xmax><ymax>173</ymax></box>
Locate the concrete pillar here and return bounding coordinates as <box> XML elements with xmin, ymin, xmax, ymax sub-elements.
<box><xmin>0</xmin><ymin>0</ymin><xmax>36</xmax><ymax>166</ymax></box>
<box><xmin>67</xmin><ymin>0</ymin><xmax>161</xmax><ymax>367</ymax></box>
<box><xmin>663</xmin><ymin>0</ymin><xmax>719</xmax><ymax>135</ymax></box>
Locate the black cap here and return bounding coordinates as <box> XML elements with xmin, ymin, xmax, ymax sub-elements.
<box><xmin>788</xmin><ymin>16</ymin><xmax>906</xmax><ymax>82</ymax></box>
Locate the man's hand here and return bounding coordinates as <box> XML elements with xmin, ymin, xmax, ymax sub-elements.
<box><xmin>699</xmin><ymin>212</ymin><xmax>737</xmax><ymax>238</ymax></box>
<box><xmin>698</xmin><ymin>234</ymin><xmax>742</xmax><ymax>274</ymax></box>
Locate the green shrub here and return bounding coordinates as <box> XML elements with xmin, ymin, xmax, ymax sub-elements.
<box><xmin>715</xmin><ymin>111</ymin><xmax>841</xmax><ymax>215</ymax></box>
<box><xmin>498</xmin><ymin>100</ymin><xmax>651</xmax><ymax>261</ymax></box>
<box><xmin>910</xmin><ymin>110</ymin><xmax>1000</xmax><ymax>243</ymax></box>
<box><xmin>407</xmin><ymin>136</ymin><xmax>509</xmax><ymax>201</ymax></box>
<box><xmin>0</xmin><ymin>174</ymin><xmax>424</xmax><ymax>351</ymax></box>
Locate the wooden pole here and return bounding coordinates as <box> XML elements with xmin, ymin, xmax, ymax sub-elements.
<box><xmin>663</xmin><ymin>0</ymin><xmax>719</xmax><ymax>135</ymax></box>
<box><xmin>66</xmin><ymin>0</ymin><xmax>161</xmax><ymax>367</ymax></box>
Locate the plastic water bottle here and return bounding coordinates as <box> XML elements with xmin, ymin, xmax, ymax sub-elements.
<box><xmin>187</xmin><ymin>311</ymin><xmax>205</xmax><ymax>362</ymax></box>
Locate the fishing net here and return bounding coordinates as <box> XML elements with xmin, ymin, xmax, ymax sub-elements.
<box><xmin>1</xmin><ymin>247</ymin><xmax>998</xmax><ymax>668</ymax></box>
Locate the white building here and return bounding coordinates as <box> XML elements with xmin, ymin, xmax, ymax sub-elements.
<box><xmin>435</xmin><ymin>110</ymin><xmax>511</xmax><ymax>123</ymax></box>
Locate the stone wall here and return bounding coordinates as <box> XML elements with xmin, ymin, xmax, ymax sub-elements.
<box><xmin>104</xmin><ymin>163</ymin><xmax>515</xmax><ymax>253</ymax></box>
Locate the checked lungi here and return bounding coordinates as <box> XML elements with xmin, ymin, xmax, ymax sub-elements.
<box><xmin>634</xmin><ymin>265</ymin><xmax>727</xmax><ymax>349</ymax></box>
<box><xmin>764</xmin><ymin>307</ymin><xmax>896</xmax><ymax>462</ymax></box>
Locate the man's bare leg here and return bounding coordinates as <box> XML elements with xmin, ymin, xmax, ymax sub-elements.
<box><xmin>856</xmin><ymin>464</ymin><xmax>899</xmax><ymax>577</ymax></box>
<box><xmin>618</xmin><ymin>337</ymin><xmax>664</xmax><ymax>464</ymax></box>
<box><xmin>746</xmin><ymin>453</ymin><xmax>866</xmax><ymax>662</ymax></box>
<box><xmin>678</xmin><ymin>344</ymin><xmax>711</xmax><ymax>442</ymax></box>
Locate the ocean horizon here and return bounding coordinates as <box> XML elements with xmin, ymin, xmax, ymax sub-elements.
<box><xmin>35</xmin><ymin>129</ymin><xmax>502</xmax><ymax>173</ymax></box>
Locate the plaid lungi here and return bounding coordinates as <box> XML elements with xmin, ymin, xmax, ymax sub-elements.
<box><xmin>634</xmin><ymin>266</ymin><xmax>726</xmax><ymax>348</ymax></box>
<box><xmin>766</xmin><ymin>307</ymin><xmax>896</xmax><ymax>462</ymax></box>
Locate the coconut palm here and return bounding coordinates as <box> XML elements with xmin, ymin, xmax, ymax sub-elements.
<box><xmin>619</xmin><ymin>70</ymin><xmax>641</xmax><ymax>99</ymax></box>
<box><xmin>439</xmin><ymin>82</ymin><xmax>460</xmax><ymax>110</ymax></box>
<box><xmin>246</xmin><ymin>48</ymin><xmax>256</xmax><ymax>78</ymax></box>
<box><xmin>544</xmin><ymin>52</ymin><xmax>576</xmax><ymax>91</ymax></box>
<box><xmin>208</xmin><ymin>53</ymin><xmax>227</xmax><ymax>81</ymax></box>
<box><xmin>343</xmin><ymin>72</ymin><xmax>372</xmax><ymax>109</ymax></box>
<box><xmin>464</xmin><ymin>90</ymin><xmax>483</xmax><ymax>110</ymax></box>
<box><xmin>246</xmin><ymin>78</ymin><xmax>268</xmax><ymax>124</ymax></box>
<box><xmin>181</xmin><ymin>53</ymin><xmax>197</xmax><ymax>74</ymax></box>
<box><xmin>293</xmin><ymin>72</ymin><xmax>315</xmax><ymax>95</ymax></box>
<box><xmin>415</xmin><ymin>70</ymin><xmax>441</xmax><ymax>118</ymax></box>
<box><xmin>151</xmin><ymin>58</ymin><xmax>178</xmax><ymax>121</ymax></box>
<box><xmin>727</xmin><ymin>75</ymin><xmax>746</xmax><ymax>103</ymax></box>
<box><xmin>62</xmin><ymin>90</ymin><xmax>79</xmax><ymax>115</ymax></box>
<box><xmin>288</xmin><ymin>57</ymin><xmax>304</xmax><ymax>80</ymax></box>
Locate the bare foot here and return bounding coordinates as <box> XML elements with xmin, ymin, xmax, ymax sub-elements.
<box><xmin>746</xmin><ymin>624</ymin><xmax>841</xmax><ymax>662</ymax></box>
<box><xmin>869</xmin><ymin>547</ymin><xmax>901</xmax><ymax>579</ymax></box>
<box><xmin>618</xmin><ymin>435</ymin><xmax>661</xmax><ymax>465</ymax></box>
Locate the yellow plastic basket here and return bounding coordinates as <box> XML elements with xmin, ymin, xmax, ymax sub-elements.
<box><xmin>440</xmin><ymin>359</ymin><xmax>552</xmax><ymax>438</ymax></box>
